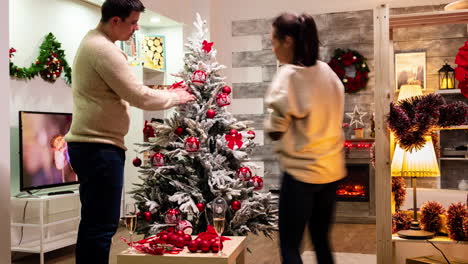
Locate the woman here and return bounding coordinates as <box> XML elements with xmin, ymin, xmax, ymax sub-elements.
<box><xmin>264</xmin><ymin>13</ymin><xmax>346</xmax><ymax>264</ymax></box>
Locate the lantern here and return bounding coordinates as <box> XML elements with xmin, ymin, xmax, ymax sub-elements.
<box><xmin>438</xmin><ymin>61</ymin><xmax>455</xmax><ymax>90</ymax></box>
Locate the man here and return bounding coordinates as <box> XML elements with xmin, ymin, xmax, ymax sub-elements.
<box><xmin>65</xmin><ymin>1</ymin><xmax>194</xmax><ymax>263</ymax></box>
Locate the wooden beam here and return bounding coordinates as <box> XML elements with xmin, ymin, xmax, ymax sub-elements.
<box><xmin>390</xmin><ymin>10</ymin><xmax>468</xmax><ymax>28</ymax></box>
<box><xmin>374</xmin><ymin>4</ymin><xmax>393</xmax><ymax>264</ymax></box>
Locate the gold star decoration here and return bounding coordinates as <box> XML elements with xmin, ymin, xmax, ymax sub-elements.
<box><xmin>346</xmin><ymin>105</ymin><xmax>367</xmax><ymax>128</ymax></box>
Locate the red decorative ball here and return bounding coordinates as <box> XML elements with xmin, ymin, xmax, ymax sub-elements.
<box><xmin>246</xmin><ymin>130</ymin><xmax>256</xmax><ymax>139</ymax></box>
<box><xmin>221</xmin><ymin>86</ymin><xmax>232</xmax><ymax>94</ymax></box>
<box><xmin>184</xmin><ymin>234</ymin><xmax>192</xmax><ymax>242</ymax></box>
<box><xmin>185</xmin><ymin>137</ymin><xmax>200</xmax><ymax>152</ymax></box>
<box><xmin>211</xmin><ymin>241</ymin><xmax>224</xmax><ymax>253</ymax></box>
<box><xmin>174</xmin><ymin>127</ymin><xmax>184</xmax><ymax>136</ymax></box>
<box><xmin>229</xmin><ymin>129</ymin><xmax>238</xmax><ymax>135</ymax></box>
<box><xmin>250</xmin><ymin>176</ymin><xmax>264</xmax><ymax>190</ymax></box>
<box><xmin>159</xmin><ymin>234</ymin><xmax>169</xmax><ymax>244</ymax></box>
<box><xmin>206</xmin><ymin>109</ymin><xmax>216</xmax><ymax>119</ymax></box>
<box><xmin>216</xmin><ymin>93</ymin><xmax>231</xmax><ymax>107</ymax></box>
<box><xmin>164</xmin><ymin>208</ymin><xmax>181</xmax><ymax>224</ymax></box>
<box><xmin>187</xmin><ymin>240</ymin><xmax>199</xmax><ymax>252</ymax></box>
<box><xmin>231</xmin><ymin>200</ymin><xmax>242</xmax><ymax>211</ymax></box>
<box><xmin>144</xmin><ymin>211</ymin><xmax>152</xmax><ymax>222</ymax></box>
<box><xmin>192</xmin><ymin>70</ymin><xmax>207</xmax><ymax>86</ymax></box>
<box><xmin>169</xmin><ymin>233</ymin><xmax>179</xmax><ymax>245</ymax></box>
<box><xmin>236</xmin><ymin>167</ymin><xmax>253</xmax><ymax>181</ymax></box>
<box><xmin>151</xmin><ymin>152</ymin><xmax>165</xmax><ymax>167</ymax></box>
<box><xmin>196</xmin><ymin>202</ymin><xmax>205</xmax><ymax>212</ymax></box>
<box><xmin>177</xmin><ymin>230</ymin><xmax>185</xmax><ymax>236</ymax></box>
<box><xmin>199</xmin><ymin>240</ymin><xmax>211</xmax><ymax>252</ymax></box>
<box><xmin>132</xmin><ymin>157</ymin><xmax>142</xmax><ymax>167</ymax></box>
<box><xmin>175</xmin><ymin>236</ymin><xmax>186</xmax><ymax>248</ymax></box>
<box><xmin>177</xmin><ymin>220</ymin><xmax>193</xmax><ymax>235</ymax></box>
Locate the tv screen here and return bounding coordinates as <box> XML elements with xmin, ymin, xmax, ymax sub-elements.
<box><xmin>19</xmin><ymin>111</ymin><xmax>78</xmax><ymax>191</ymax></box>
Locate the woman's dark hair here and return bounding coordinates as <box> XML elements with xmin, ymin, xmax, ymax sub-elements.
<box><xmin>101</xmin><ymin>0</ymin><xmax>145</xmax><ymax>23</ymax></box>
<box><xmin>272</xmin><ymin>13</ymin><xmax>320</xmax><ymax>67</ymax></box>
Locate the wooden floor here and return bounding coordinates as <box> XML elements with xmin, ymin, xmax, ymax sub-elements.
<box><xmin>12</xmin><ymin>223</ymin><xmax>376</xmax><ymax>264</ymax></box>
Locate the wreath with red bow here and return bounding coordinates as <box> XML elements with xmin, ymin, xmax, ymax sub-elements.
<box><xmin>328</xmin><ymin>48</ymin><xmax>370</xmax><ymax>93</ymax></box>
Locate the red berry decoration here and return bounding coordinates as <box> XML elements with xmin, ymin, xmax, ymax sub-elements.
<box><xmin>250</xmin><ymin>176</ymin><xmax>264</xmax><ymax>190</ymax></box>
<box><xmin>151</xmin><ymin>152</ymin><xmax>165</xmax><ymax>167</ymax></box>
<box><xmin>196</xmin><ymin>202</ymin><xmax>205</xmax><ymax>212</ymax></box>
<box><xmin>206</xmin><ymin>109</ymin><xmax>216</xmax><ymax>119</ymax></box>
<box><xmin>144</xmin><ymin>211</ymin><xmax>152</xmax><ymax>222</ymax></box>
<box><xmin>164</xmin><ymin>208</ymin><xmax>182</xmax><ymax>224</ymax></box>
<box><xmin>174</xmin><ymin>127</ymin><xmax>184</xmax><ymax>136</ymax></box>
<box><xmin>211</xmin><ymin>241</ymin><xmax>224</xmax><ymax>253</ymax></box>
<box><xmin>185</xmin><ymin>137</ymin><xmax>200</xmax><ymax>152</ymax></box>
<box><xmin>229</xmin><ymin>129</ymin><xmax>238</xmax><ymax>135</ymax></box>
<box><xmin>192</xmin><ymin>70</ymin><xmax>207</xmax><ymax>86</ymax></box>
<box><xmin>199</xmin><ymin>240</ymin><xmax>211</xmax><ymax>253</ymax></box>
<box><xmin>236</xmin><ymin>167</ymin><xmax>253</xmax><ymax>181</ymax></box>
<box><xmin>231</xmin><ymin>200</ymin><xmax>242</xmax><ymax>211</ymax></box>
<box><xmin>246</xmin><ymin>130</ymin><xmax>256</xmax><ymax>139</ymax></box>
<box><xmin>132</xmin><ymin>157</ymin><xmax>142</xmax><ymax>167</ymax></box>
<box><xmin>216</xmin><ymin>93</ymin><xmax>231</xmax><ymax>107</ymax></box>
<box><xmin>187</xmin><ymin>240</ymin><xmax>199</xmax><ymax>252</ymax></box>
<box><xmin>221</xmin><ymin>86</ymin><xmax>232</xmax><ymax>94</ymax></box>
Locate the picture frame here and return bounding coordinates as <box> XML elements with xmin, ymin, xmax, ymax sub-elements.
<box><xmin>119</xmin><ymin>32</ymin><xmax>140</xmax><ymax>66</ymax></box>
<box><xmin>142</xmin><ymin>35</ymin><xmax>166</xmax><ymax>71</ymax></box>
<box><xmin>395</xmin><ymin>51</ymin><xmax>426</xmax><ymax>91</ymax></box>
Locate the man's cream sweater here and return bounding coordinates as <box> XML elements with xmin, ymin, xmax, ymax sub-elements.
<box><xmin>65</xmin><ymin>29</ymin><xmax>180</xmax><ymax>150</ymax></box>
<box><xmin>264</xmin><ymin>62</ymin><xmax>346</xmax><ymax>184</ymax></box>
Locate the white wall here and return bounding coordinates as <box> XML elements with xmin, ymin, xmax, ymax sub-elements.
<box><xmin>1</xmin><ymin>0</ymin><xmax>11</xmax><ymax>262</ymax></box>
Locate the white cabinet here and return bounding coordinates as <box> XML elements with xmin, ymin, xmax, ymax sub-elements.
<box><xmin>11</xmin><ymin>192</ymin><xmax>80</xmax><ymax>264</ymax></box>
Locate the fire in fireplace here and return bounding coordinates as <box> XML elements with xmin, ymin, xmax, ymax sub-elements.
<box><xmin>336</xmin><ymin>163</ymin><xmax>370</xmax><ymax>202</ymax></box>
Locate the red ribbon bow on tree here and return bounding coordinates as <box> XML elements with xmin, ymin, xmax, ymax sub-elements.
<box><xmin>143</xmin><ymin>120</ymin><xmax>156</xmax><ymax>138</ymax></box>
<box><xmin>202</xmin><ymin>40</ymin><xmax>214</xmax><ymax>53</ymax></box>
<box><xmin>225</xmin><ymin>133</ymin><xmax>243</xmax><ymax>150</ymax></box>
<box><xmin>170</xmin><ymin>81</ymin><xmax>185</xmax><ymax>89</ymax></box>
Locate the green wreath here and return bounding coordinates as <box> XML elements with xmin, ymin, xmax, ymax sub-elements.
<box><xmin>9</xmin><ymin>33</ymin><xmax>72</xmax><ymax>85</ymax></box>
<box><xmin>328</xmin><ymin>48</ymin><xmax>370</xmax><ymax>93</ymax></box>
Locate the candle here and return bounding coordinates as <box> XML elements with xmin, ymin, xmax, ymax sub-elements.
<box><xmin>441</xmin><ymin>77</ymin><xmax>454</xmax><ymax>89</ymax></box>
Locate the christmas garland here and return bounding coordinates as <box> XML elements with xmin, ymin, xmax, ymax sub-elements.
<box><xmin>9</xmin><ymin>33</ymin><xmax>72</xmax><ymax>85</ymax></box>
<box><xmin>328</xmin><ymin>48</ymin><xmax>370</xmax><ymax>93</ymax></box>
<box><xmin>387</xmin><ymin>93</ymin><xmax>468</xmax><ymax>151</ymax></box>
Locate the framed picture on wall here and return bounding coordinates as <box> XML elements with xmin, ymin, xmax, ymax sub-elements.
<box><xmin>142</xmin><ymin>35</ymin><xmax>166</xmax><ymax>71</ymax></box>
<box><xmin>395</xmin><ymin>51</ymin><xmax>426</xmax><ymax>91</ymax></box>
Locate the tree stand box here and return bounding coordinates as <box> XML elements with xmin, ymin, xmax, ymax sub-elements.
<box><xmin>406</xmin><ymin>255</ymin><xmax>467</xmax><ymax>264</ymax></box>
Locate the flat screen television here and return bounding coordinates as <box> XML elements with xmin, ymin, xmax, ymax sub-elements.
<box><xmin>19</xmin><ymin>111</ymin><xmax>78</xmax><ymax>191</ymax></box>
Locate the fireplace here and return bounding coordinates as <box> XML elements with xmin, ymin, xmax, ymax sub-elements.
<box><xmin>336</xmin><ymin>164</ymin><xmax>370</xmax><ymax>202</ymax></box>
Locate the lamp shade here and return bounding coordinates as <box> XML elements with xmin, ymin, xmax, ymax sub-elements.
<box><xmin>397</xmin><ymin>84</ymin><xmax>423</xmax><ymax>101</ymax></box>
<box><xmin>391</xmin><ymin>136</ymin><xmax>440</xmax><ymax>177</ymax></box>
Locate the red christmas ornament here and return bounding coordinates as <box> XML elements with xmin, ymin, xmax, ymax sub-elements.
<box><xmin>202</xmin><ymin>40</ymin><xmax>214</xmax><ymax>53</ymax></box>
<box><xmin>143</xmin><ymin>120</ymin><xmax>156</xmax><ymax>141</ymax></box>
<box><xmin>185</xmin><ymin>137</ymin><xmax>200</xmax><ymax>152</ymax></box>
<box><xmin>151</xmin><ymin>152</ymin><xmax>165</xmax><ymax>167</ymax></box>
<box><xmin>231</xmin><ymin>200</ymin><xmax>242</xmax><ymax>211</ymax></box>
<box><xmin>187</xmin><ymin>240</ymin><xmax>199</xmax><ymax>252</ymax></box>
<box><xmin>229</xmin><ymin>129</ymin><xmax>238</xmax><ymax>135</ymax></box>
<box><xmin>250</xmin><ymin>176</ymin><xmax>264</xmax><ymax>190</ymax></box>
<box><xmin>236</xmin><ymin>167</ymin><xmax>252</xmax><ymax>181</ymax></box>
<box><xmin>211</xmin><ymin>241</ymin><xmax>224</xmax><ymax>253</ymax></box>
<box><xmin>184</xmin><ymin>234</ymin><xmax>192</xmax><ymax>242</ymax></box>
<box><xmin>246</xmin><ymin>130</ymin><xmax>256</xmax><ymax>139</ymax></box>
<box><xmin>192</xmin><ymin>70</ymin><xmax>207</xmax><ymax>86</ymax></box>
<box><xmin>164</xmin><ymin>208</ymin><xmax>182</xmax><ymax>224</ymax></box>
<box><xmin>206</xmin><ymin>109</ymin><xmax>216</xmax><ymax>119</ymax></box>
<box><xmin>159</xmin><ymin>234</ymin><xmax>169</xmax><ymax>244</ymax></box>
<box><xmin>221</xmin><ymin>86</ymin><xmax>232</xmax><ymax>94</ymax></box>
<box><xmin>196</xmin><ymin>202</ymin><xmax>205</xmax><ymax>212</ymax></box>
<box><xmin>175</xmin><ymin>236</ymin><xmax>186</xmax><ymax>248</ymax></box>
<box><xmin>144</xmin><ymin>211</ymin><xmax>152</xmax><ymax>222</ymax></box>
<box><xmin>132</xmin><ymin>157</ymin><xmax>142</xmax><ymax>167</ymax></box>
<box><xmin>199</xmin><ymin>240</ymin><xmax>211</xmax><ymax>252</ymax></box>
<box><xmin>169</xmin><ymin>233</ymin><xmax>179</xmax><ymax>245</ymax></box>
<box><xmin>177</xmin><ymin>220</ymin><xmax>193</xmax><ymax>235</ymax></box>
<box><xmin>177</xmin><ymin>230</ymin><xmax>185</xmax><ymax>236</ymax></box>
<box><xmin>174</xmin><ymin>127</ymin><xmax>184</xmax><ymax>136</ymax></box>
<box><xmin>216</xmin><ymin>93</ymin><xmax>231</xmax><ymax>107</ymax></box>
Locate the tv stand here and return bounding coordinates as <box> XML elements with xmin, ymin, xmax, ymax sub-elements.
<box><xmin>48</xmin><ymin>190</ymin><xmax>74</xmax><ymax>196</ymax></box>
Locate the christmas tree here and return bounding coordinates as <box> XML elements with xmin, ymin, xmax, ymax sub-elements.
<box><xmin>131</xmin><ymin>14</ymin><xmax>278</xmax><ymax>238</ymax></box>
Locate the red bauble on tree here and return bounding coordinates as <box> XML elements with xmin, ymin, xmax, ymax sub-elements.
<box><xmin>144</xmin><ymin>211</ymin><xmax>152</xmax><ymax>222</ymax></box>
<box><xmin>229</xmin><ymin>129</ymin><xmax>238</xmax><ymax>135</ymax></box>
<box><xmin>196</xmin><ymin>202</ymin><xmax>205</xmax><ymax>212</ymax></box>
<box><xmin>192</xmin><ymin>70</ymin><xmax>207</xmax><ymax>86</ymax></box>
<box><xmin>221</xmin><ymin>86</ymin><xmax>232</xmax><ymax>94</ymax></box>
<box><xmin>132</xmin><ymin>157</ymin><xmax>142</xmax><ymax>167</ymax></box>
<box><xmin>246</xmin><ymin>130</ymin><xmax>256</xmax><ymax>139</ymax></box>
<box><xmin>174</xmin><ymin>127</ymin><xmax>184</xmax><ymax>136</ymax></box>
<box><xmin>216</xmin><ymin>93</ymin><xmax>231</xmax><ymax>107</ymax></box>
<box><xmin>143</xmin><ymin>120</ymin><xmax>156</xmax><ymax>141</ymax></box>
<box><xmin>206</xmin><ymin>109</ymin><xmax>216</xmax><ymax>119</ymax></box>
<box><xmin>231</xmin><ymin>200</ymin><xmax>242</xmax><ymax>211</ymax></box>
<box><xmin>236</xmin><ymin>167</ymin><xmax>252</xmax><ymax>181</ymax></box>
<box><xmin>250</xmin><ymin>176</ymin><xmax>264</xmax><ymax>190</ymax></box>
<box><xmin>151</xmin><ymin>152</ymin><xmax>165</xmax><ymax>167</ymax></box>
<box><xmin>185</xmin><ymin>137</ymin><xmax>200</xmax><ymax>152</ymax></box>
<box><xmin>164</xmin><ymin>208</ymin><xmax>182</xmax><ymax>224</ymax></box>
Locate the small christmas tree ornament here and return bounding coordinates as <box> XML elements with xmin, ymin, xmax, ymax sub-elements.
<box><xmin>229</xmin><ymin>129</ymin><xmax>238</xmax><ymax>135</ymax></box>
<box><xmin>206</xmin><ymin>109</ymin><xmax>216</xmax><ymax>119</ymax></box>
<box><xmin>202</xmin><ymin>40</ymin><xmax>214</xmax><ymax>53</ymax></box>
<box><xmin>221</xmin><ymin>86</ymin><xmax>232</xmax><ymax>94</ymax></box>
<box><xmin>185</xmin><ymin>137</ymin><xmax>200</xmax><ymax>152</ymax></box>
<box><xmin>164</xmin><ymin>208</ymin><xmax>182</xmax><ymax>225</ymax></box>
<box><xmin>225</xmin><ymin>133</ymin><xmax>243</xmax><ymax>150</ymax></box>
<box><xmin>250</xmin><ymin>176</ymin><xmax>264</xmax><ymax>190</ymax></box>
<box><xmin>216</xmin><ymin>93</ymin><xmax>231</xmax><ymax>107</ymax></box>
<box><xmin>144</xmin><ymin>211</ymin><xmax>152</xmax><ymax>222</ymax></box>
<box><xmin>177</xmin><ymin>220</ymin><xmax>193</xmax><ymax>235</ymax></box>
<box><xmin>132</xmin><ymin>157</ymin><xmax>142</xmax><ymax>167</ymax></box>
<box><xmin>236</xmin><ymin>167</ymin><xmax>252</xmax><ymax>181</ymax></box>
<box><xmin>174</xmin><ymin>127</ymin><xmax>184</xmax><ymax>136</ymax></box>
<box><xmin>191</xmin><ymin>70</ymin><xmax>207</xmax><ymax>86</ymax></box>
<box><xmin>231</xmin><ymin>200</ymin><xmax>241</xmax><ymax>211</ymax></box>
<box><xmin>199</xmin><ymin>240</ymin><xmax>211</xmax><ymax>252</ymax></box>
<box><xmin>246</xmin><ymin>130</ymin><xmax>256</xmax><ymax>139</ymax></box>
<box><xmin>187</xmin><ymin>240</ymin><xmax>199</xmax><ymax>252</ymax></box>
<box><xmin>151</xmin><ymin>152</ymin><xmax>165</xmax><ymax>167</ymax></box>
<box><xmin>196</xmin><ymin>202</ymin><xmax>205</xmax><ymax>212</ymax></box>
<box><xmin>143</xmin><ymin>120</ymin><xmax>156</xmax><ymax>141</ymax></box>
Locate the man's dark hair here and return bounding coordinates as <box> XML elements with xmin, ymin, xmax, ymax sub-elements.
<box><xmin>101</xmin><ymin>0</ymin><xmax>145</xmax><ymax>23</ymax></box>
<box><xmin>272</xmin><ymin>13</ymin><xmax>320</xmax><ymax>67</ymax></box>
